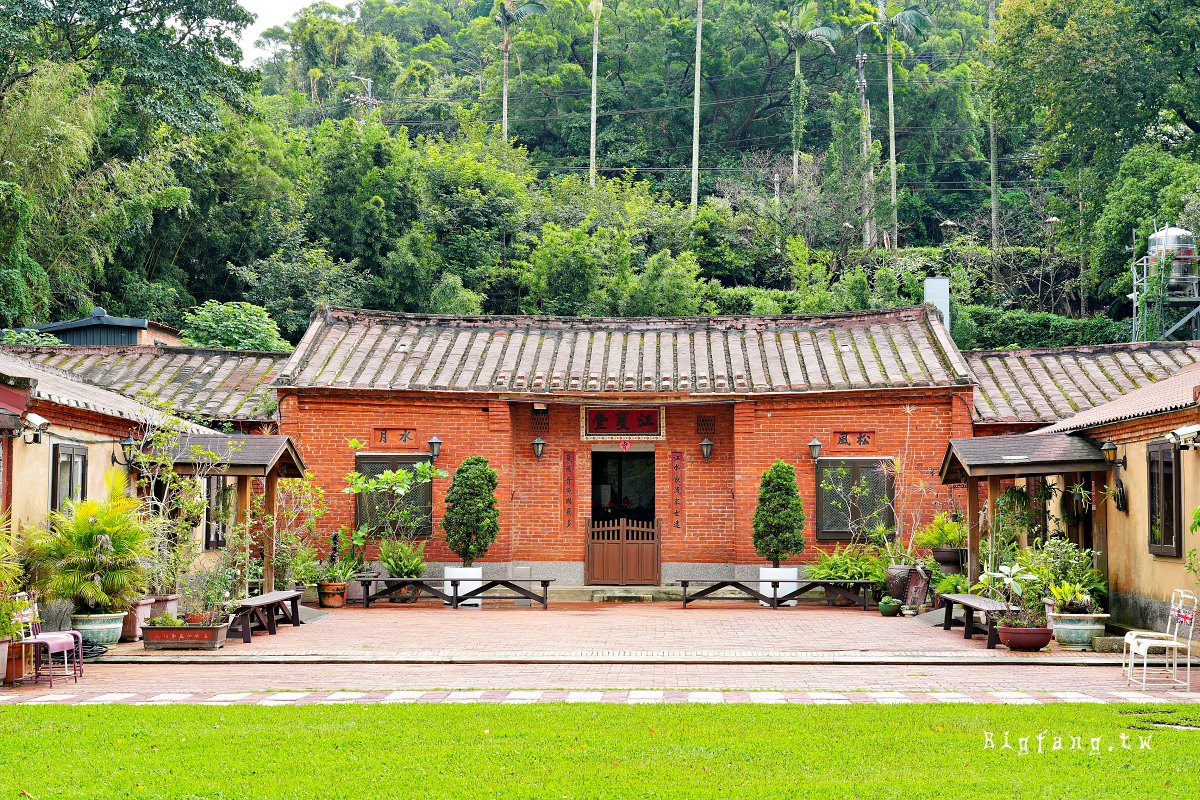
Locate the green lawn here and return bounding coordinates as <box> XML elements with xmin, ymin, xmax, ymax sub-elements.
<box><xmin>2</xmin><ymin>703</ymin><xmax>1197</xmax><ymax>799</ymax></box>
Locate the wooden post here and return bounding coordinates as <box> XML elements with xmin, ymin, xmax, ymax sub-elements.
<box><xmin>235</xmin><ymin>476</ymin><xmax>252</xmax><ymax>596</ymax></box>
<box><xmin>966</xmin><ymin>477</ymin><xmax>981</xmax><ymax>582</ymax></box>
<box><xmin>262</xmin><ymin>472</ymin><xmax>278</xmax><ymax>593</ymax></box>
<box><xmin>1090</xmin><ymin>470</ymin><xmax>1109</xmax><ymax>582</ymax></box>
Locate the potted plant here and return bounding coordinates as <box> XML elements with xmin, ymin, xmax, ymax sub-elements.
<box><xmin>977</xmin><ymin>564</ymin><xmax>1052</xmax><ymax>651</ymax></box>
<box><xmin>1046</xmin><ymin>582</ymin><xmax>1109</xmax><ymax>650</ymax></box>
<box><xmin>914</xmin><ymin>513</ymin><xmax>967</xmax><ymax>575</ymax></box>
<box><xmin>0</xmin><ymin>594</ymin><xmax>31</xmax><ymax>679</ymax></box>
<box><xmin>316</xmin><ymin>559</ymin><xmax>358</xmax><ymax>608</ymax></box>
<box><xmin>142</xmin><ymin>607</ymin><xmax>231</xmax><ymax>650</ymax></box>
<box><xmin>379</xmin><ymin>539</ymin><xmax>427</xmax><ymax>603</ymax></box>
<box><xmin>900</xmin><ymin>603</ymin><xmax>919</xmax><ymax>617</ymax></box>
<box><xmin>807</xmin><ymin>544</ymin><xmax>885</xmax><ymax>604</ymax></box>
<box><xmin>933</xmin><ymin>572</ymin><xmax>969</xmax><ymax>608</ymax></box>
<box><xmin>23</xmin><ymin>468</ymin><xmax>150</xmax><ymax>646</ymax></box>
<box><xmin>441</xmin><ymin>456</ymin><xmax>499</xmax><ymax>608</ymax></box>
<box><xmin>878</xmin><ymin>595</ymin><xmax>902</xmax><ymax>617</ymax></box>
<box><xmin>752</xmin><ymin>460</ymin><xmax>807</xmax><ymax>606</ymax></box>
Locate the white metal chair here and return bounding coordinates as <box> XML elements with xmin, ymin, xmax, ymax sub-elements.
<box><xmin>1124</xmin><ymin>589</ymin><xmax>1196</xmax><ymax>690</ymax></box>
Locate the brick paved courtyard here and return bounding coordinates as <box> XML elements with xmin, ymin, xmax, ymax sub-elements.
<box><xmin>5</xmin><ymin>603</ymin><xmax>1196</xmax><ymax>705</ymax></box>
<box><xmin>101</xmin><ymin>602</ymin><xmax>1118</xmax><ymax>660</ymax></box>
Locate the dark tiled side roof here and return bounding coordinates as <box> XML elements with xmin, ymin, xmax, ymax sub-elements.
<box><xmin>276</xmin><ymin>306</ymin><xmax>973</xmax><ymax>395</ymax></box>
<box><xmin>0</xmin><ymin>345</ymin><xmax>286</xmax><ymax>423</ymax></box>
<box><xmin>966</xmin><ymin>341</ymin><xmax>1200</xmax><ymax>424</ymax></box>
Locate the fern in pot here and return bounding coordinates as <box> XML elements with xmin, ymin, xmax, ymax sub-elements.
<box><xmin>379</xmin><ymin>539</ymin><xmax>427</xmax><ymax>603</ymax></box>
<box><xmin>23</xmin><ymin>468</ymin><xmax>151</xmax><ymax>645</ymax></box>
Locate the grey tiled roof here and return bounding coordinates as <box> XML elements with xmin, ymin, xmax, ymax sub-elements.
<box><xmin>0</xmin><ymin>351</ymin><xmax>208</xmax><ymax>432</ymax></box>
<box><xmin>161</xmin><ymin>434</ymin><xmax>305</xmax><ymax>474</ymax></box>
<box><xmin>967</xmin><ymin>341</ymin><xmax>1200</xmax><ymax>424</ymax></box>
<box><xmin>276</xmin><ymin>306</ymin><xmax>973</xmax><ymax>395</ymax></box>
<box><xmin>940</xmin><ymin>432</ymin><xmax>1107</xmax><ymax>482</ymax></box>
<box><xmin>1</xmin><ymin>345</ymin><xmax>286</xmax><ymax>423</ymax></box>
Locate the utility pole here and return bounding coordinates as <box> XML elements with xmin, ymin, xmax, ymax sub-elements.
<box><xmin>690</xmin><ymin>0</ymin><xmax>704</xmax><ymax>217</ymax></box>
<box><xmin>855</xmin><ymin>30</ymin><xmax>874</xmax><ymax>249</ymax></box>
<box><xmin>885</xmin><ymin>25</ymin><xmax>898</xmax><ymax>250</ymax></box>
<box><xmin>1078</xmin><ymin>166</ymin><xmax>1088</xmax><ymax>316</ymax></box>
<box><xmin>987</xmin><ymin>0</ymin><xmax>1000</xmax><ymax>258</ymax></box>
<box><xmin>589</xmin><ymin>0</ymin><xmax>603</xmax><ymax>188</ymax></box>
<box><xmin>773</xmin><ymin>171</ymin><xmax>782</xmax><ymax>255</ymax></box>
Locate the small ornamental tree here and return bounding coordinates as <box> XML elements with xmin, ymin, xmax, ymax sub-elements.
<box><xmin>441</xmin><ymin>456</ymin><xmax>499</xmax><ymax>567</ymax></box>
<box><xmin>752</xmin><ymin>460</ymin><xmax>807</xmax><ymax>568</ymax></box>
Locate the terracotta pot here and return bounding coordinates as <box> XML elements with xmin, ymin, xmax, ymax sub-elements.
<box><xmin>997</xmin><ymin>625</ymin><xmax>1053</xmax><ymax>651</ymax></box>
<box><xmin>317</xmin><ymin>581</ymin><xmax>347</xmax><ymax>609</ymax></box>
<box><xmin>121</xmin><ymin>597</ymin><xmax>155</xmax><ymax>642</ymax></box>
<box><xmin>150</xmin><ymin>595</ymin><xmax>180</xmax><ymax>619</ymax></box>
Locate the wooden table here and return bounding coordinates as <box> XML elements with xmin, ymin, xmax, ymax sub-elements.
<box><xmin>940</xmin><ymin>593</ymin><xmax>1016</xmax><ymax>649</ymax></box>
<box><xmin>360</xmin><ymin>577</ymin><xmax>555</xmax><ymax>609</ymax></box>
<box><xmin>227</xmin><ymin>590</ymin><xmax>303</xmax><ymax>644</ymax></box>
<box><xmin>678</xmin><ymin>579</ymin><xmax>875</xmax><ymax>610</ymax></box>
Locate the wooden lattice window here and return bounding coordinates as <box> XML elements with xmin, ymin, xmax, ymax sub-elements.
<box><xmin>815</xmin><ymin>458</ymin><xmax>895</xmax><ymax>541</ymax></box>
<box><xmin>531</xmin><ymin>408</ymin><xmax>550</xmax><ymax>434</ymax></box>
<box><xmin>696</xmin><ymin>415</ymin><xmax>717</xmax><ymax>436</ymax></box>
<box><xmin>354</xmin><ymin>454</ymin><xmax>434</xmax><ymax>538</ymax></box>
<box><xmin>1148</xmin><ymin>441</ymin><xmax>1182</xmax><ymax>557</ymax></box>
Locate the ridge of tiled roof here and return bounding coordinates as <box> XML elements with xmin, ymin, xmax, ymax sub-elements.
<box><xmin>0</xmin><ymin>345</ymin><xmax>286</xmax><ymax>423</ymax></box>
<box><xmin>1040</xmin><ymin>362</ymin><xmax>1200</xmax><ymax>434</ymax></box>
<box><xmin>966</xmin><ymin>340</ymin><xmax>1200</xmax><ymax>425</ymax></box>
<box><xmin>276</xmin><ymin>305</ymin><xmax>974</xmax><ymax>395</ymax></box>
<box><xmin>0</xmin><ymin>351</ymin><xmax>209</xmax><ymax>432</ymax></box>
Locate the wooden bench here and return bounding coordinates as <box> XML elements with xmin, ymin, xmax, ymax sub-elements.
<box><xmin>940</xmin><ymin>592</ymin><xmax>1016</xmax><ymax>649</ymax></box>
<box><xmin>360</xmin><ymin>577</ymin><xmax>555</xmax><ymax>609</ymax></box>
<box><xmin>227</xmin><ymin>590</ymin><xmax>303</xmax><ymax>644</ymax></box>
<box><xmin>678</xmin><ymin>579</ymin><xmax>875</xmax><ymax>610</ymax></box>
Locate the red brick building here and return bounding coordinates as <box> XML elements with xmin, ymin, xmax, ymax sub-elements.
<box><xmin>275</xmin><ymin>306</ymin><xmax>978</xmax><ymax>584</ymax></box>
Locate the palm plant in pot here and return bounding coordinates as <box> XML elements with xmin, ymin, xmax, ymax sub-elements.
<box><xmin>441</xmin><ymin>456</ymin><xmax>499</xmax><ymax>607</ymax></box>
<box><xmin>23</xmin><ymin>468</ymin><xmax>150</xmax><ymax>646</ymax></box>
<box><xmin>975</xmin><ymin>564</ymin><xmax>1052</xmax><ymax>651</ymax></box>
<box><xmin>0</xmin><ymin>521</ymin><xmax>27</xmax><ymax>672</ymax></box>
<box><xmin>752</xmin><ymin>460</ymin><xmax>807</xmax><ymax>606</ymax></box>
<box><xmin>1046</xmin><ymin>582</ymin><xmax>1109</xmax><ymax>650</ymax></box>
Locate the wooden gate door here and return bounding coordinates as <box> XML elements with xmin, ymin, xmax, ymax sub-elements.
<box><xmin>586</xmin><ymin>519</ymin><xmax>660</xmax><ymax>585</ymax></box>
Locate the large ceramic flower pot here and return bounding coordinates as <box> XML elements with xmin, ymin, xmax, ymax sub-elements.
<box><xmin>758</xmin><ymin>567</ymin><xmax>799</xmax><ymax>607</ymax></box>
<box><xmin>121</xmin><ymin>597</ymin><xmax>155</xmax><ymax>642</ymax></box>
<box><xmin>141</xmin><ymin>623</ymin><xmax>231</xmax><ymax>650</ymax></box>
<box><xmin>931</xmin><ymin>547</ymin><xmax>965</xmax><ymax>575</ymax></box>
<box><xmin>997</xmin><ymin>625</ymin><xmax>1053</xmax><ymax>652</ymax></box>
<box><xmin>317</xmin><ymin>582</ymin><xmax>347</xmax><ymax>609</ymax></box>
<box><xmin>445</xmin><ymin>567</ymin><xmax>483</xmax><ymax>608</ymax></box>
<box><xmin>71</xmin><ymin>612</ymin><xmax>128</xmax><ymax>646</ymax></box>
<box><xmin>1047</xmin><ymin>613</ymin><xmax>1110</xmax><ymax>650</ymax></box>
<box><xmin>878</xmin><ymin>601</ymin><xmax>901</xmax><ymax>617</ymax></box>
<box><xmin>0</xmin><ymin>639</ymin><xmax>9</xmax><ymax>682</ymax></box>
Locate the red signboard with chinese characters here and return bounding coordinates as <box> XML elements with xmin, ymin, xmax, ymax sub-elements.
<box><xmin>670</xmin><ymin>451</ymin><xmax>686</xmax><ymax>534</ymax></box>
<box><xmin>583</xmin><ymin>407</ymin><xmax>663</xmax><ymax>438</ymax></box>
<box><xmin>562</xmin><ymin>451</ymin><xmax>576</xmax><ymax>529</ymax></box>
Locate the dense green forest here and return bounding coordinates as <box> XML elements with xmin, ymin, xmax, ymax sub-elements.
<box><xmin>1</xmin><ymin>0</ymin><xmax>1198</xmax><ymax>350</ymax></box>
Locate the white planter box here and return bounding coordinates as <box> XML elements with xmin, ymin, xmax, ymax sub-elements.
<box><xmin>758</xmin><ymin>567</ymin><xmax>799</xmax><ymax>607</ymax></box>
<box><xmin>444</xmin><ymin>567</ymin><xmax>483</xmax><ymax>608</ymax></box>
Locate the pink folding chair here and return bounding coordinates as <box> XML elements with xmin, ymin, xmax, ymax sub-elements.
<box><xmin>13</xmin><ymin>593</ymin><xmax>84</xmax><ymax>687</ymax></box>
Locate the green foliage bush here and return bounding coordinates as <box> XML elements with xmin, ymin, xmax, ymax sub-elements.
<box><xmin>0</xmin><ymin>328</ymin><xmax>61</xmax><ymax>346</ymax></box>
<box><xmin>806</xmin><ymin>544</ymin><xmax>887</xmax><ymax>592</ymax></box>
<box><xmin>441</xmin><ymin>456</ymin><xmax>500</xmax><ymax>567</ymax></box>
<box><xmin>955</xmin><ymin>306</ymin><xmax>1127</xmax><ymax>350</ymax></box>
<box><xmin>751</xmin><ymin>460</ymin><xmax>806</xmax><ymax>568</ymax></box>
<box><xmin>180</xmin><ymin>301</ymin><xmax>292</xmax><ymax>352</ymax></box>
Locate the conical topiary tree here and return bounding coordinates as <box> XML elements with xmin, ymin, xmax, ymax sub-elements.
<box><xmin>441</xmin><ymin>456</ymin><xmax>500</xmax><ymax>567</ymax></box>
<box><xmin>752</xmin><ymin>460</ymin><xmax>807</xmax><ymax>568</ymax></box>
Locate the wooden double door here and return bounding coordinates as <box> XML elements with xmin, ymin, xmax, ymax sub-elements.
<box><xmin>585</xmin><ymin>518</ymin><xmax>661</xmax><ymax>585</ymax></box>
<box><xmin>586</xmin><ymin>451</ymin><xmax>660</xmax><ymax>584</ymax></box>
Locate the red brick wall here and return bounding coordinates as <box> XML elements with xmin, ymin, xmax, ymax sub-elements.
<box><xmin>278</xmin><ymin>386</ymin><xmax>974</xmax><ymax>566</ymax></box>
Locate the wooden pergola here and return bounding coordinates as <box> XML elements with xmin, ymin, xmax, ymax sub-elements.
<box><xmin>164</xmin><ymin>434</ymin><xmax>306</xmax><ymax>591</ymax></box>
<box><xmin>939</xmin><ymin>433</ymin><xmax>1110</xmax><ymax>581</ymax></box>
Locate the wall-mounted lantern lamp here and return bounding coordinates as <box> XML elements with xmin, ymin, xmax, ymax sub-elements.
<box><xmin>531</xmin><ymin>436</ymin><xmax>547</xmax><ymax>462</ymax></box>
<box><xmin>1100</xmin><ymin>440</ymin><xmax>1126</xmax><ymax>470</ymax></box>
<box><xmin>111</xmin><ymin>435</ymin><xmax>136</xmax><ymax>466</ymax></box>
<box><xmin>699</xmin><ymin>438</ymin><xmax>714</xmax><ymax>464</ymax></box>
<box><xmin>427</xmin><ymin>435</ymin><xmax>442</xmax><ymax>462</ymax></box>
<box><xmin>808</xmin><ymin>437</ymin><xmax>823</xmax><ymax>461</ymax></box>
